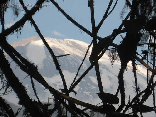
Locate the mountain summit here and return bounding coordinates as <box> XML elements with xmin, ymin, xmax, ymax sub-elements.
<box><xmin>5</xmin><ymin>37</ymin><xmax>155</xmax><ymax>116</ymax></box>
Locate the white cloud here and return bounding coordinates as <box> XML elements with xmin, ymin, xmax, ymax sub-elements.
<box><xmin>52</xmin><ymin>30</ymin><xmax>65</xmax><ymax>37</ymax></box>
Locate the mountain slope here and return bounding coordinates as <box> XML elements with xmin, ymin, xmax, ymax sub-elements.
<box><xmin>2</xmin><ymin>37</ymin><xmax>155</xmax><ymax>116</ymax></box>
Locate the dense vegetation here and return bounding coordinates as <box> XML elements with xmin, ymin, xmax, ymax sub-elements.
<box><xmin>0</xmin><ymin>0</ymin><xmax>156</xmax><ymax>117</ymax></box>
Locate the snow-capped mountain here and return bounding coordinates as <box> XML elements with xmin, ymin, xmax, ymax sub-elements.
<box><xmin>3</xmin><ymin>36</ymin><xmax>156</xmax><ymax>116</ymax></box>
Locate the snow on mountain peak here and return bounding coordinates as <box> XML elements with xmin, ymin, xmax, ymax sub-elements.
<box><xmin>8</xmin><ymin>36</ymin><xmax>156</xmax><ymax>117</ymax></box>
<box><xmin>26</xmin><ymin>40</ymin><xmax>46</xmax><ymax>68</ymax></box>
<box><xmin>13</xmin><ymin>36</ymin><xmax>92</xmax><ymax>68</ymax></box>
<box><xmin>17</xmin><ymin>37</ymin><xmax>91</xmax><ymax>56</ymax></box>
<box><xmin>64</xmin><ymin>38</ymin><xmax>89</xmax><ymax>47</ymax></box>
<box><xmin>12</xmin><ymin>36</ymin><xmax>40</xmax><ymax>47</ymax></box>
<box><xmin>7</xmin><ymin>37</ymin><xmax>155</xmax><ymax>117</ymax></box>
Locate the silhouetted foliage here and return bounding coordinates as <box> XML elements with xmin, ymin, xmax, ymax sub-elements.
<box><xmin>0</xmin><ymin>0</ymin><xmax>156</xmax><ymax>117</ymax></box>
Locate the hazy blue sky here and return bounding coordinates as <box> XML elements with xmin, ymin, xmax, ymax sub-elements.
<box><xmin>4</xmin><ymin>0</ymin><xmax>126</xmax><ymax>44</ymax></box>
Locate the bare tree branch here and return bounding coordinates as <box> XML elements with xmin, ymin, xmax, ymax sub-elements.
<box><xmin>50</xmin><ymin>0</ymin><xmax>92</xmax><ymax>37</ymax></box>
<box><xmin>0</xmin><ymin>49</ymin><xmax>46</xmax><ymax>117</ymax></box>
<box><xmin>30</xmin><ymin>77</ymin><xmax>41</xmax><ymax>103</ymax></box>
<box><xmin>0</xmin><ymin>96</ymin><xmax>15</xmax><ymax>117</ymax></box>
<box><xmin>70</xmin><ymin>41</ymin><xmax>92</xmax><ymax>89</ymax></box>
<box><xmin>132</xmin><ymin>59</ymin><xmax>139</xmax><ymax>95</ymax></box>
<box><xmin>0</xmin><ymin>0</ymin><xmax>45</xmax><ymax>37</ymax></box>
<box><xmin>94</xmin><ymin>61</ymin><xmax>104</xmax><ymax>94</ymax></box>
<box><xmin>19</xmin><ymin>0</ymin><xmax>68</xmax><ymax>95</ymax></box>
<box><xmin>96</xmin><ymin>0</ymin><xmax>114</xmax><ymax>31</ymax></box>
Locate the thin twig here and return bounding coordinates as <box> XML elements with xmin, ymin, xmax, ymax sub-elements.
<box><xmin>56</xmin><ymin>54</ymin><xmax>70</xmax><ymax>58</ymax></box>
<box><xmin>0</xmin><ymin>96</ymin><xmax>16</xmax><ymax>117</ymax></box>
<box><xmin>123</xmin><ymin>73</ymin><xmax>156</xmax><ymax>113</ymax></box>
<box><xmin>89</xmin><ymin>0</ymin><xmax>96</xmax><ymax>32</ymax></box>
<box><xmin>70</xmin><ymin>41</ymin><xmax>92</xmax><ymax>89</ymax></box>
<box><xmin>50</xmin><ymin>0</ymin><xmax>92</xmax><ymax>37</ymax></box>
<box><xmin>132</xmin><ymin>59</ymin><xmax>139</xmax><ymax>95</ymax></box>
<box><xmin>107</xmin><ymin>0</ymin><xmax>119</xmax><ymax>16</ymax></box>
<box><xmin>69</xmin><ymin>64</ymin><xmax>94</xmax><ymax>92</ymax></box>
<box><xmin>30</xmin><ymin>77</ymin><xmax>41</xmax><ymax>103</ymax></box>
<box><xmin>116</xmin><ymin>63</ymin><xmax>126</xmax><ymax>112</ymax></box>
<box><xmin>0</xmin><ymin>0</ymin><xmax>45</xmax><ymax>37</ymax></box>
<box><xmin>94</xmin><ymin>61</ymin><xmax>104</xmax><ymax>94</ymax></box>
<box><xmin>69</xmin><ymin>10</ymin><xmax>131</xmax><ymax>92</ymax></box>
<box><xmin>19</xmin><ymin>0</ymin><xmax>68</xmax><ymax>95</ymax></box>
<box><xmin>0</xmin><ymin>49</ymin><xmax>45</xmax><ymax>117</ymax></box>
<box><xmin>96</xmin><ymin>0</ymin><xmax>113</xmax><ymax>31</ymax></box>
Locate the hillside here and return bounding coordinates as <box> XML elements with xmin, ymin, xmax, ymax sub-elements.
<box><xmin>2</xmin><ymin>36</ymin><xmax>155</xmax><ymax>117</ymax></box>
